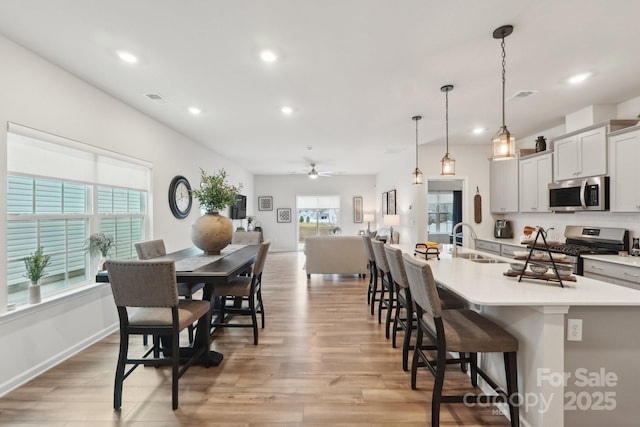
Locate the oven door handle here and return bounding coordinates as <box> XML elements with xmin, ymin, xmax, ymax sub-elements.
<box><xmin>579</xmin><ymin>179</ymin><xmax>588</xmax><ymax>209</ymax></box>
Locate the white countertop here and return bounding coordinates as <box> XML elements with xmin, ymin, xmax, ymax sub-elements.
<box><xmin>395</xmin><ymin>244</ymin><xmax>640</xmax><ymax>307</ymax></box>
<box><xmin>581</xmin><ymin>253</ymin><xmax>640</xmax><ymax>268</ymax></box>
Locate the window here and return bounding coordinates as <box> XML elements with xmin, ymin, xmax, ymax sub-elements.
<box><xmin>6</xmin><ymin>124</ymin><xmax>150</xmax><ymax>307</ymax></box>
<box><xmin>428</xmin><ymin>191</ymin><xmax>454</xmax><ymax>234</ymax></box>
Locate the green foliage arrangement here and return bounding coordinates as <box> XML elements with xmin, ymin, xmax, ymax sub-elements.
<box><xmin>23</xmin><ymin>247</ymin><xmax>51</xmax><ymax>282</ymax></box>
<box><xmin>85</xmin><ymin>232</ymin><xmax>115</xmax><ymax>257</ymax></box>
<box><xmin>191</xmin><ymin>168</ymin><xmax>243</xmax><ymax>214</ymax></box>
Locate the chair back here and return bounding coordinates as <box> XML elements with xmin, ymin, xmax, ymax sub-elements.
<box><xmin>402</xmin><ymin>254</ymin><xmax>442</xmax><ymax>318</ymax></box>
<box><xmin>384</xmin><ymin>245</ymin><xmax>409</xmax><ymax>289</ymax></box>
<box><xmin>361</xmin><ymin>235</ymin><xmax>375</xmax><ymax>262</ymax></box>
<box><xmin>371</xmin><ymin>240</ymin><xmax>390</xmax><ymax>274</ymax></box>
<box><xmin>252</xmin><ymin>241</ymin><xmax>271</xmax><ymax>277</ymax></box>
<box><xmin>135</xmin><ymin>239</ymin><xmax>167</xmax><ymax>260</ymax></box>
<box><xmin>107</xmin><ymin>260</ymin><xmax>178</xmax><ymax>308</ymax></box>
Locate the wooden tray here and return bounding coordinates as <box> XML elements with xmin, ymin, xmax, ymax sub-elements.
<box><xmin>503</xmin><ymin>270</ymin><xmax>576</xmax><ymax>282</ymax></box>
<box><xmin>513</xmin><ymin>256</ymin><xmax>571</xmax><ymax>264</ymax></box>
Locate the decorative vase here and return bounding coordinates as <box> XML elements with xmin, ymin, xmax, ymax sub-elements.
<box><xmin>535</xmin><ymin>136</ymin><xmax>547</xmax><ymax>152</ymax></box>
<box><xmin>98</xmin><ymin>255</ymin><xmax>108</xmax><ymax>272</ymax></box>
<box><xmin>29</xmin><ymin>280</ymin><xmax>41</xmax><ymax>304</ymax></box>
<box><xmin>191</xmin><ymin>212</ymin><xmax>233</xmax><ymax>255</ymax></box>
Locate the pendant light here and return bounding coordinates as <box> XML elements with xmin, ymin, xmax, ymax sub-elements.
<box><xmin>411</xmin><ymin>115</ymin><xmax>424</xmax><ymax>185</ymax></box>
<box><xmin>440</xmin><ymin>84</ymin><xmax>455</xmax><ymax>175</ymax></box>
<box><xmin>491</xmin><ymin>24</ymin><xmax>516</xmax><ymax>160</ymax></box>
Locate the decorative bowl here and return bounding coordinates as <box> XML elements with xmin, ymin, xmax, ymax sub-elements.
<box><xmin>553</xmin><ymin>265</ymin><xmax>573</xmax><ymax>277</ymax></box>
<box><xmin>509</xmin><ymin>263</ymin><xmax>526</xmax><ymax>273</ymax></box>
<box><xmin>529</xmin><ymin>264</ymin><xmax>548</xmax><ymax>274</ymax></box>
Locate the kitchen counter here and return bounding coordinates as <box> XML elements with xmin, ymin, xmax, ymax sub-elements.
<box><xmin>393</xmin><ymin>244</ymin><xmax>640</xmax><ymax>427</ymax></box>
<box><xmin>581</xmin><ymin>253</ymin><xmax>640</xmax><ymax>267</ymax></box>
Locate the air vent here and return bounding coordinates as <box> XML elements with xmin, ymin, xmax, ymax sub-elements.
<box><xmin>145</xmin><ymin>93</ymin><xmax>168</xmax><ymax>103</ymax></box>
<box><xmin>507</xmin><ymin>90</ymin><xmax>538</xmax><ymax>101</ymax></box>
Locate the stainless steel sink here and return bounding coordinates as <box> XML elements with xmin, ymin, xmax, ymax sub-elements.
<box><xmin>456</xmin><ymin>253</ymin><xmax>507</xmax><ymax>263</ymax></box>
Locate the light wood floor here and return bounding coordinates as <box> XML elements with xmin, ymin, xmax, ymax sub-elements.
<box><xmin>0</xmin><ymin>251</ymin><xmax>510</xmax><ymax>426</ymax></box>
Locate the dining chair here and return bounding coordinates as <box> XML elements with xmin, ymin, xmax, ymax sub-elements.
<box><xmin>402</xmin><ymin>254</ymin><xmax>520</xmax><ymax>427</ymax></box>
<box><xmin>361</xmin><ymin>236</ymin><xmax>379</xmax><ymax>312</ymax></box>
<box><xmin>135</xmin><ymin>239</ymin><xmax>204</xmax><ymax>344</ymax></box>
<box><xmin>211</xmin><ymin>241</ymin><xmax>270</xmax><ymax>345</ymax></box>
<box><xmin>371</xmin><ymin>240</ymin><xmax>394</xmax><ymax>338</ymax></box>
<box><xmin>106</xmin><ymin>259</ymin><xmax>211</xmax><ymax>410</ymax></box>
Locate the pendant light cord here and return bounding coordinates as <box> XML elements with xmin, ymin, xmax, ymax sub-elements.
<box><xmin>501</xmin><ymin>36</ymin><xmax>506</xmax><ymax>129</ymax></box>
<box><xmin>415</xmin><ymin>118</ymin><xmax>419</xmax><ymax>169</ymax></box>
<box><xmin>445</xmin><ymin>89</ymin><xmax>449</xmax><ymax>155</ymax></box>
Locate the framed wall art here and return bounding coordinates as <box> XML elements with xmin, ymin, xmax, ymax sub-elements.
<box><xmin>353</xmin><ymin>196</ymin><xmax>363</xmax><ymax>223</ymax></box>
<box><xmin>277</xmin><ymin>208</ymin><xmax>292</xmax><ymax>223</ymax></box>
<box><xmin>258</xmin><ymin>196</ymin><xmax>273</xmax><ymax>211</ymax></box>
<box><xmin>387</xmin><ymin>189</ymin><xmax>397</xmax><ymax>215</ymax></box>
<box><xmin>382</xmin><ymin>192</ymin><xmax>388</xmax><ymax>215</ymax></box>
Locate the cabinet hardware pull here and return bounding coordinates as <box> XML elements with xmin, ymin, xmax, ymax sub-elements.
<box><xmin>623</xmin><ymin>272</ymin><xmax>640</xmax><ymax>278</ymax></box>
<box><xmin>591</xmin><ymin>265</ymin><xmax>604</xmax><ymax>270</ymax></box>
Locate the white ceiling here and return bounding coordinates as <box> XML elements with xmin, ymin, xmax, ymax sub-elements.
<box><xmin>1</xmin><ymin>0</ymin><xmax>640</xmax><ymax>176</ymax></box>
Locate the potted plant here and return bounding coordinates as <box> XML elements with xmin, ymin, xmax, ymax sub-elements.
<box><xmin>190</xmin><ymin>168</ymin><xmax>243</xmax><ymax>254</ymax></box>
<box><xmin>23</xmin><ymin>247</ymin><xmax>51</xmax><ymax>304</ymax></box>
<box><xmin>85</xmin><ymin>232</ymin><xmax>115</xmax><ymax>271</ymax></box>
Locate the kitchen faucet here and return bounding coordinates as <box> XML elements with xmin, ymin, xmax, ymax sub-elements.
<box><xmin>452</xmin><ymin>222</ymin><xmax>478</xmax><ymax>257</ymax></box>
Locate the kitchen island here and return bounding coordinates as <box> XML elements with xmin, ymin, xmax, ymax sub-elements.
<box><xmin>396</xmin><ymin>244</ymin><xmax>640</xmax><ymax>427</ymax></box>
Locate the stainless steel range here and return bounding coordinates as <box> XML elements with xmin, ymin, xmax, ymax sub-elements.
<box><xmin>530</xmin><ymin>226</ymin><xmax>628</xmax><ymax>275</ymax></box>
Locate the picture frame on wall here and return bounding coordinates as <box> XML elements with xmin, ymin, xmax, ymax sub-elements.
<box><xmin>258</xmin><ymin>196</ymin><xmax>273</xmax><ymax>211</ymax></box>
<box><xmin>388</xmin><ymin>189</ymin><xmax>397</xmax><ymax>215</ymax></box>
<box><xmin>382</xmin><ymin>192</ymin><xmax>388</xmax><ymax>215</ymax></box>
<box><xmin>353</xmin><ymin>196</ymin><xmax>363</xmax><ymax>223</ymax></box>
<box><xmin>277</xmin><ymin>208</ymin><xmax>292</xmax><ymax>223</ymax></box>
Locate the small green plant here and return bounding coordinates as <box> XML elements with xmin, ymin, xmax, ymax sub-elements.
<box><xmin>23</xmin><ymin>247</ymin><xmax>51</xmax><ymax>282</ymax></box>
<box><xmin>191</xmin><ymin>168</ymin><xmax>243</xmax><ymax>214</ymax></box>
<box><xmin>85</xmin><ymin>233</ymin><xmax>115</xmax><ymax>257</ymax></box>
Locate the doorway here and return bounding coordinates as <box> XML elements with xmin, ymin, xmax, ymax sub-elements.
<box><xmin>296</xmin><ymin>195</ymin><xmax>341</xmax><ymax>250</ymax></box>
<box><xmin>427</xmin><ymin>179</ymin><xmax>464</xmax><ymax>245</ymax></box>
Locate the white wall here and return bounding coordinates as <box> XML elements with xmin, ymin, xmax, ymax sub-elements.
<box><xmin>0</xmin><ymin>35</ymin><xmax>253</xmax><ymax>395</ymax></box>
<box><xmin>253</xmin><ymin>174</ymin><xmax>376</xmax><ymax>251</ymax></box>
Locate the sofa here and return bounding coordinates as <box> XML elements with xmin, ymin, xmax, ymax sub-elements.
<box><xmin>304</xmin><ymin>235</ymin><xmax>368</xmax><ymax>279</ymax></box>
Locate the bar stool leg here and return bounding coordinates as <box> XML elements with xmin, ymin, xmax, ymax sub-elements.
<box><xmin>504</xmin><ymin>351</ymin><xmax>520</xmax><ymax>427</ymax></box>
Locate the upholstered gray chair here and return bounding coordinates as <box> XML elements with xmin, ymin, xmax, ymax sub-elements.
<box><xmin>371</xmin><ymin>240</ymin><xmax>394</xmax><ymax>338</ymax></box>
<box><xmin>135</xmin><ymin>239</ymin><xmax>205</xmax><ymax>344</ymax></box>
<box><xmin>211</xmin><ymin>241</ymin><xmax>270</xmax><ymax>345</ymax></box>
<box><xmin>361</xmin><ymin>236</ymin><xmax>378</xmax><ymax>313</ymax></box>
<box><xmin>384</xmin><ymin>246</ymin><xmax>467</xmax><ymax>371</ymax></box>
<box><xmin>402</xmin><ymin>254</ymin><xmax>520</xmax><ymax>427</ymax></box>
<box><xmin>106</xmin><ymin>259</ymin><xmax>211</xmax><ymax>410</ymax></box>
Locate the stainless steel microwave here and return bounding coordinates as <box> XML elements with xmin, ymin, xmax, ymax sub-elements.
<box><xmin>548</xmin><ymin>176</ymin><xmax>609</xmax><ymax>212</ymax></box>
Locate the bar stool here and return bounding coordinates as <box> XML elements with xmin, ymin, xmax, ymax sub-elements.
<box><xmin>371</xmin><ymin>240</ymin><xmax>394</xmax><ymax>338</ymax></box>
<box><xmin>403</xmin><ymin>254</ymin><xmax>520</xmax><ymax>427</ymax></box>
<box><xmin>361</xmin><ymin>236</ymin><xmax>379</xmax><ymax>315</ymax></box>
<box><xmin>384</xmin><ymin>246</ymin><xmax>467</xmax><ymax>371</ymax></box>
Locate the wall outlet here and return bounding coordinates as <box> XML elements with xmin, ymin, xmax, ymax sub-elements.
<box><xmin>567</xmin><ymin>318</ymin><xmax>583</xmax><ymax>341</ymax></box>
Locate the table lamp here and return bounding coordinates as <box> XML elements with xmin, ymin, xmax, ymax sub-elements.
<box><xmin>384</xmin><ymin>214</ymin><xmax>400</xmax><ymax>243</ymax></box>
<box><xmin>363</xmin><ymin>213</ymin><xmax>375</xmax><ymax>233</ymax></box>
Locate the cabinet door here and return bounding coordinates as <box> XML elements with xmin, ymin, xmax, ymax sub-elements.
<box><xmin>519</xmin><ymin>158</ymin><xmax>537</xmax><ymax>212</ymax></box>
<box><xmin>554</xmin><ymin>136</ymin><xmax>579</xmax><ymax>181</ymax></box>
<box><xmin>610</xmin><ymin>130</ymin><xmax>640</xmax><ymax>212</ymax></box>
<box><xmin>490</xmin><ymin>158</ymin><xmax>518</xmax><ymax>213</ymax></box>
<box><xmin>536</xmin><ymin>154</ymin><xmax>552</xmax><ymax>211</ymax></box>
<box><xmin>578</xmin><ymin>127</ymin><xmax>607</xmax><ymax>178</ymax></box>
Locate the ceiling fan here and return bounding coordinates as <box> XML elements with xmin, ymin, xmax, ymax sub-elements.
<box><xmin>307</xmin><ymin>163</ymin><xmax>333</xmax><ymax>179</ymax></box>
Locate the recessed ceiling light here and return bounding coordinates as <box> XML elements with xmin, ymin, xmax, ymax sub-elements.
<box><xmin>473</xmin><ymin>127</ymin><xmax>486</xmax><ymax>135</ymax></box>
<box><xmin>281</xmin><ymin>106</ymin><xmax>293</xmax><ymax>115</ymax></box>
<box><xmin>568</xmin><ymin>72</ymin><xmax>592</xmax><ymax>85</ymax></box>
<box><xmin>260</xmin><ymin>50</ymin><xmax>278</xmax><ymax>63</ymax></box>
<box><xmin>188</xmin><ymin>107</ymin><xmax>202</xmax><ymax>115</ymax></box>
<box><xmin>117</xmin><ymin>50</ymin><xmax>138</xmax><ymax>64</ymax></box>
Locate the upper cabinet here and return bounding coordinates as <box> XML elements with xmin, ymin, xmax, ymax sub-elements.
<box><xmin>609</xmin><ymin>126</ymin><xmax>640</xmax><ymax>212</ymax></box>
<box><xmin>490</xmin><ymin>158</ymin><xmax>518</xmax><ymax>213</ymax></box>
<box><xmin>553</xmin><ymin>120</ymin><xmax>638</xmax><ymax>182</ymax></box>
<box><xmin>519</xmin><ymin>152</ymin><xmax>552</xmax><ymax>213</ymax></box>
<box><xmin>554</xmin><ymin>126</ymin><xmax>607</xmax><ymax>181</ymax></box>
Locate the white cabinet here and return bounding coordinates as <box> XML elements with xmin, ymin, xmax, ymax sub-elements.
<box><xmin>609</xmin><ymin>128</ymin><xmax>640</xmax><ymax>212</ymax></box>
<box><xmin>476</xmin><ymin>239</ymin><xmax>501</xmax><ymax>255</ymax></box>
<box><xmin>500</xmin><ymin>243</ymin><xmax>522</xmax><ymax>259</ymax></box>
<box><xmin>554</xmin><ymin>126</ymin><xmax>607</xmax><ymax>181</ymax></box>
<box><xmin>583</xmin><ymin>258</ymin><xmax>640</xmax><ymax>291</ymax></box>
<box><xmin>490</xmin><ymin>158</ymin><xmax>518</xmax><ymax>213</ymax></box>
<box><xmin>519</xmin><ymin>153</ymin><xmax>552</xmax><ymax>212</ymax></box>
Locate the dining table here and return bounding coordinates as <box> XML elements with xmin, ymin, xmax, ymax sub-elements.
<box><xmin>161</xmin><ymin>244</ymin><xmax>259</xmax><ymax>366</ymax></box>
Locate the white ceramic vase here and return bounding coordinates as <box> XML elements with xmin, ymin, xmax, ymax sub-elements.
<box><xmin>29</xmin><ymin>280</ymin><xmax>41</xmax><ymax>304</ymax></box>
<box><xmin>191</xmin><ymin>212</ymin><xmax>233</xmax><ymax>255</ymax></box>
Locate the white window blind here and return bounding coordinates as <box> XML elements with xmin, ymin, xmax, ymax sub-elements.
<box><xmin>297</xmin><ymin>195</ymin><xmax>340</xmax><ymax>209</ymax></box>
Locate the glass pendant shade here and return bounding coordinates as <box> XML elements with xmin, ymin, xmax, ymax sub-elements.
<box><xmin>491</xmin><ymin>126</ymin><xmax>516</xmax><ymax>160</ymax></box>
<box><xmin>441</xmin><ymin>154</ymin><xmax>455</xmax><ymax>176</ymax></box>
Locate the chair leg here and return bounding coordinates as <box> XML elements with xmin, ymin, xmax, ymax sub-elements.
<box><xmin>143</xmin><ymin>334</ymin><xmax>148</xmax><ymax>346</ymax></box>
<box><xmin>410</xmin><ymin>324</ymin><xmax>423</xmax><ymax>390</ymax></box>
<box><xmin>384</xmin><ymin>283</ymin><xmax>394</xmax><ymax>339</ymax></box>
<box><xmin>367</xmin><ymin>261</ymin><xmax>374</xmax><ymax>304</ymax></box>
<box><xmin>114</xmin><ymin>328</ymin><xmax>129</xmax><ymax>410</ymax></box>
<box><xmin>504</xmin><ymin>352</ymin><xmax>520</xmax><ymax>427</ymax></box>
<box><xmin>250</xmin><ymin>295</ymin><xmax>259</xmax><ymax>345</ymax></box>
<box><xmin>257</xmin><ymin>288</ymin><xmax>265</xmax><ymax>328</ymax></box>
<box><xmin>470</xmin><ymin>352</ymin><xmax>478</xmax><ymax>388</ymax></box>
<box><xmin>392</xmin><ymin>304</ymin><xmax>399</xmax><ymax>348</ymax></box>
<box><xmin>378</xmin><ymin>277</ymin><xmax>385</xmax><ymax>324</ymax></box>
<box><xmin>431</xmin><ymin>342</ymin><xmax>447</xmax><ymax>427</ymax></box>
<box><xmin>402</xmin><ymin>308</ymin><xmax>413</xmax><ymax>372</ymax></box>
<box><xmin>370</xmin><ymin>267</ymin><xmax>378</xmax><ymax>315</ymax></box>
<box><xmin>171</xmin><ymin>331</ymin><xmax>179</xmax><ymax>410</ymax></box>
